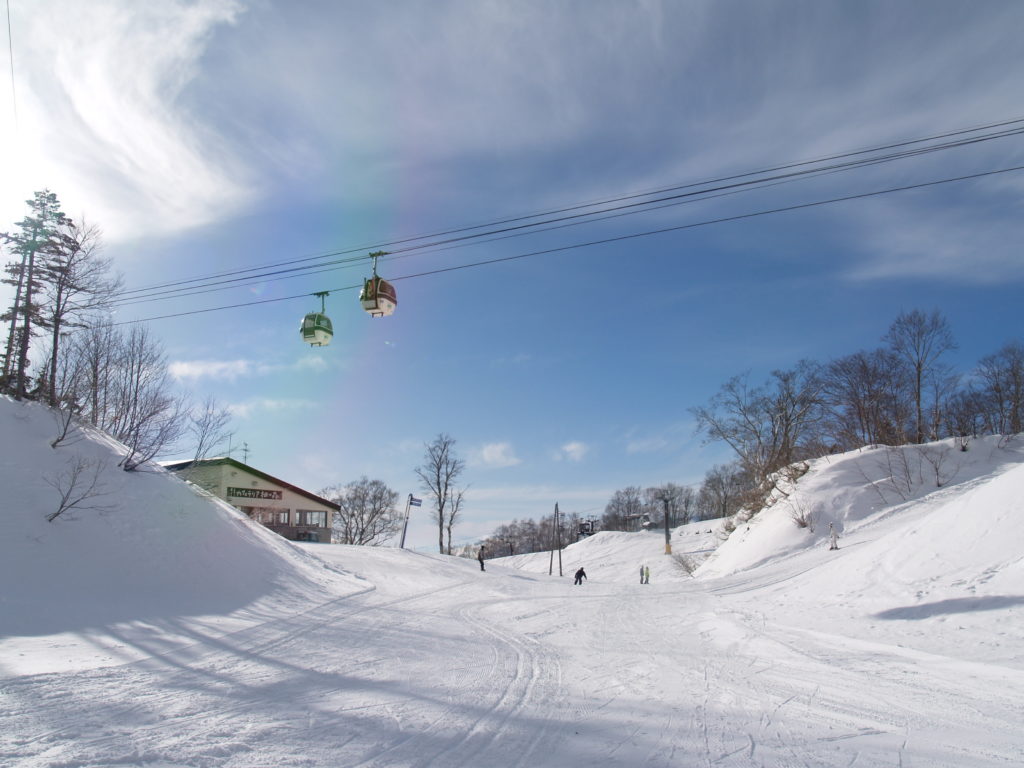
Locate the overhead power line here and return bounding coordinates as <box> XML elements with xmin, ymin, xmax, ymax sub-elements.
<box><xmin>114</xmin><ymin>116</ymin><xmax>1024</xmax><ymax>305</ymax></box>
<box><xmin>5</xmin><ymin>0</ymin><xmax>17</xmax><ymax>129</ymax></box>
<box><xmin>111</xmin><ymin>163</ymin><xmax>1024</xmax><ymax>326</ymax></box>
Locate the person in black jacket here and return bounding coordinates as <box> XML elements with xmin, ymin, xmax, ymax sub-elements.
<box><xmin>574</xmin><ymin>567</ymin><xmax>587</xmax><ymax>585</ymax></box>
<box><xmin>478</xmin><ymin>546</ymin><xmax>486</xmax><ymax>571</ymax></box>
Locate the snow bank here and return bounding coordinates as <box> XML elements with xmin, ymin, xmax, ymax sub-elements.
<box><xmin>0</xmin><ymin>396</ymin><xmax>363</xmax><ymax>673</ymax></box>
<box><xmin>697</xmin><ymin>436</ymin><xmax>1024</xmax><ymax>579</ymax></box>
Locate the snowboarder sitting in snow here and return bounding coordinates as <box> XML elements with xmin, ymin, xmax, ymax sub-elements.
<box><xmin>828</xmin><ymin>523</ymin><xmax>839</xmax><ymax>551</ymax></box>
<box><xmin>574</xmin><ymin>567</ymin><xmax>587</xmax><ymax>585</ymax></box>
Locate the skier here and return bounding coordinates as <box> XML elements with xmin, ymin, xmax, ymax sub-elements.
<box><xmin>829</xmin><ymin>523</ymin><xmax>839</xmax><ymax>551</ymax></box>
<box><xmin>478</xmin><ymin>546</ymin><xmax>486</xmax><ymax>571</ymax></box>
<box><xmin>640</xmin><ymin>564</ymin><xmax>645</xmax><ymax>584</ymax></box>
<box><xmin>643</xmin><ymin>565</ymin><xmax>650</xmax><ymax>584</ymax></box>
<box><xmin>574</xmin><ymin>567</ymin><xmax>587</xmax><ymax>585</ymax></box>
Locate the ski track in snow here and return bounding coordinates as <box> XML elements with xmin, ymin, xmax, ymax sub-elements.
<box><xmin>3</xmin><ymin>431</ymin><xmax>1024</xmax><ymax>766</ymax></box>
<box><xmin>3</xmin><ymin>548</ymin><xmax>1024</xmax><ymax>767</ymax></box>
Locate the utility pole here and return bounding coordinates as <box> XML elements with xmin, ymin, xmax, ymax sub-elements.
<box><xmin>548</xmin><ymin>502</ymin><xmax>563</xmax><ymax>576</ymax></box>
<box><xmin>555</xmin><ymin>503</ymin><xmax>563</xmax><ymax>576</ymax></box>
<box><xmin>662</xmin><ymin>496</ymin><xmax>672</xmax><ymax>555</ymax></box>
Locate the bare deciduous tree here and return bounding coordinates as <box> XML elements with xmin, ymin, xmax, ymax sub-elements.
<box><xmin>787</xmin><ymin>498</ymin><xmax>820</xmax><ymax>531</ymax></box>
<box><xmin>602</xmin><ymin>485</ymin><xmax>644</xmax><ymax>531</ymax></box>
<box><xmin>976</xmin><ymin>340</ymin><xmax>1024</xmax><ymax>436</ymax></box>
<box><xmin>917</xmin><ymin>444</ymin><xmax>958</xmax><ymax>488</ymax></box>
<box><xmin>39</xmin><ymin>219</ymin><xmax>122</xmax><ymax>406</ymax></box>
<box><xmin>101</xmin><ymin>324</ymin><xmax>187</xmax><ymax>471</ymax></box>
<box><xmin>447</xmin><ymin>486</ymin><xmax>468</xmax><ymax>554</ymax></box>
<box><xmin>692</xmin><ymin>361</ymin><xmax>824</xmax><ymax>487</ymax></box>
<box><xmin>188</xmin><ymin>395</ymin><xmax>232</xmax><ymax>463</ymax></box>
<box><xmin>68</xmin><ymin>322</ymin><xmax>120</xmax><ymax>430</ymax></box>
<box><xmin>45</xmin><ymin>455</ymin><xmax>115</xmax><ymax>522</ymax></box>
<box><xmin>696</xmin><ymin>463</ymin><xmax>750</xmax><ymax>521</ymax></box>
<box><xmin>415</xmin><ymin>433</ymin><xmax>465</xmax><ymax>554</ymax></box>
<box><xmin>645</xmin><ymin>483</ymin><xmax>696</xmax><ymax>527</ymax></box>
<box><xmin>822</xmin><ymin>348</ymin><xmax>912</xmax><ymax>448</ymax></box>
<box><xmin>321</xmin><ymin>477</ymin><xmax>401</xmax><ymax>545</ymax></box>
<box><xmin>883</xmin><ymin>309</ymin><xmax>957</xmax><ymax>444</ymax></box>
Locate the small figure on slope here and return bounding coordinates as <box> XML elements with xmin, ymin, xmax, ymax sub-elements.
<box><xmin>574</xmin><ymin>567</ymin><xmax>587</xmax><ymax>585</ymax></box>
<box><xmin>643</xmin><ymin>564</ymin><xmax>651</xmax><ymax>584</ymax></box>
<box><xmin>478</xmin><ymin>546</ymin><xmax>486</xmax><ymax>571</ymax></box>
<box><xmin>829</xmin><ymin>523</ymin><xmax>839</xmax><ymax>551</ymax></box>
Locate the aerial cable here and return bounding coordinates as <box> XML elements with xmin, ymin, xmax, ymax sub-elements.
<box><xmin>370</xmin><ymin>128</ymin><xmax>1024</xmax><ymax>259</ymax></box>
<box><xmin>112</xmin><ymin>162</ymin><xmax>864</xmax><ymax>307</ymax></box>
<box><xmin>117</xmin><ymin>116</ymin><xmax>1024</xmax><ymax>297</ymax></box>
<box><xmin>114</xmin><ymin>163</ymin><xmax>855</xmax><ymax>308</ymax></box>
<box><xmin>109</xmin><ymin>163</ymin><xmax>1024</xmax><ymax>327</ymax></box>
<box><xmin>5</xmin><ymin>0</ymin><xmax>17</xmax><ymax>130</ymax></box>
<box><xmin>115</xmin><ymin>154</ymin><xmax>913</xmax><ymax>309</ymax></box>
<box><xmin>114</xmin><ymin>124</ymin><xmax>1024</xmax><ymax>306</ymax></box>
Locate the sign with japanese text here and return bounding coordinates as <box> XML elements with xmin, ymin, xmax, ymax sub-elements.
<box><xmin>227</xmin><ymin>487</ymin><xmax>283</xmax><ymax>500</ymax></box>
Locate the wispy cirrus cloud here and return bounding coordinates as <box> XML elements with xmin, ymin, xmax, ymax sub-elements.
<box><xmin>845</xmin><ymin>194</ymin><xmax>1024</xmax><ymax>284</ymax></box>
<box><xmin>169</xmin><ymin>355</ymin><xmax>326</xmax><ymax>382</ymax></box>
<box><xmin>227</xmin><ymin>398</ymin><xmax>315</xmax><ymax>420</ymax></box>
<box><xmin>624</xmin><ymin>422</ymin><xmax>696</xmax><ymax>455</ymax></box>
<box><xmin>2</xmin><ymin>0</ymin><xmax>250</xmax><ymax>240</ymax></box>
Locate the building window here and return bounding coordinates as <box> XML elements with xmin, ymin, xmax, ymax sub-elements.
<box><xmin>296</xmin><ymin>509</ymin><xmax>328</xmax><ymax>527</ymax></box>
<box><xmin>242</xmin><ymin>506</ymin><xmax>288</xmax><ymax>525</ymax></box>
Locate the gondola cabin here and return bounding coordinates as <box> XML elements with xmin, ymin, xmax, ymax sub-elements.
<box><xmin>300</xmin><ymin>311</ymin><xmax>333</xmax><ymax>346</ymax></box>
<box><xmin>300</xmin><ymin>291</ymin><xmax>333</xmax><ymax>346</ymax></box>
<box><xmin>360</xmin><ymin>276</ymin><xmax>397</xmax><ymax>317</ymax></box>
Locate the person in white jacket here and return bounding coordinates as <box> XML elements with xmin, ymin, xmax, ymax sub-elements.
<box><xmin>829</xmin><ymin>523</ymin><xmax>839</xmax><ymax>550</ymax></box>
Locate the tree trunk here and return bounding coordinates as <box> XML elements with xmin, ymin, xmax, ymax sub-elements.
<box><xmin>15</xmin><ymin>238</ymin><xmax>39</xmax><ymax>400</ymax></box>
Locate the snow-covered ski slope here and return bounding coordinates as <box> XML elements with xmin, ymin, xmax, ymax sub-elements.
<box><xmin>2</xmin><ymin>395</ymin><xmax>1023</xmax><ymax>766</ymax></box>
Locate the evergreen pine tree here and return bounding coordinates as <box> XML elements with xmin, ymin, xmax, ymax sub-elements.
<box><xmin>1</xmin><ymin>191</ymin><xmax>70</xmax><ymax>399</ymax></box>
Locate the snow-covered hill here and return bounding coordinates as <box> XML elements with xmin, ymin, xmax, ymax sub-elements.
<box><xmin>2</xmin><ymin>395</ymin><xmax>1023</xmax><ymax>766</ymax></box>
<box><xmin>0</xmin><ymin>396</ymin><xmax>365</xmax><ymax>674</ymax></box>
<box><xmin>699</xmin><ymin>437</ymin><xmax>1024</xmax><ymax>579</ymax></box>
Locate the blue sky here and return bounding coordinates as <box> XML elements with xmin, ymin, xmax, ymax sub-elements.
<box><xmin>2</xmin><ymin>1</ymin><xmax>1023</xmax><ymax>549</ymax></box>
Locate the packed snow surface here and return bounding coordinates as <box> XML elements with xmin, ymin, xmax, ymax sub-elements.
<box><xmin>2</xmin><ymin>396</ymin><xmax>1023</xmax><ymax>766</ymax></box>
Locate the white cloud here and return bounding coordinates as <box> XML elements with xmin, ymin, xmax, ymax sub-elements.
<box><xmin>468</xmin><ymin>444</ymin><xmax>520</xmax><ymax>468</ymax></box>
<box><xmin>556</xmin><ymin>441</ymin><xmax>589</xmax><ymax>463</ymax></box>
<box><xmin>227</xmin><ymin>398</ymin><xmax>315</xmax><ymax>420</ymax></box>
<box><xmin>623</xmin><ymin>422</ymin><xmax>697</xmax><ymax>456</ymax></box>
<box><xmin>625</xmin><ymin>436</ymin><xmax>668</xmax><ymax>455</ymax></box>
<box><xmin>469</xmin><ymin>484</ymin><xmax>610</xmax><ymax>506</ymax></box>
<box><xmin>169</xmin><ymin>356</ymin><xmax>327</xmax><ymax>381</ymax></box>
<box><xmin>845</xmin><ymin>195</ymin><xmax>1024</xmax><ymax>284</ymax></box>
<box><xmin>295</xmin><ymin>355</ymin><xmax>328</xmax><ymax>372</ymax></box>
<box><xmin>1</xmin><ymin>0</ymin><xmax>251</xmax><ymax>240</ymax></box>
<box><xmin>473</xmin><ymin>442</ymin><xmax>522</xmax><ymax>469</ymax></box>
<box><xmin>169</xmin><ymin>359</ymin><xmax>252</xmax><ymax>381</ymax></box>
